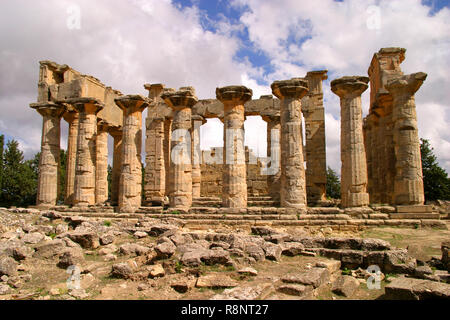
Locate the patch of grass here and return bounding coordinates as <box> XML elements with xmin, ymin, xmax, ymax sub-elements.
<box><xmin>211</xmin><ymin>287</ymin><xmax>225</xmax><ymax>294</ymax></box>
<box><xmin>49</xmin><ymin>232</ymin><xmax>57</xmax><ymax>239</ymax></box>
<box><xmin>170</xmin><ymin>210</ymin><xmax>181</xmax><ymax>215</ymax></box>
<box><xmin>225</xmin><ymin>265</ymin><xmax>235</xmax><ymax>272</ymax></box>
<box><xmin>414</xmin><ymin>223</ymin><xmax>420</xmax><ymax>229</ymax></box>
<box><xmin>103</xmin><ymin>220</ymin><xmax>112</xmax><ymax>227</ymax></box>
<box><xmin>175</xmin><ymin>261</ymin><xmax>183</xmax><ymax>274</ymax></box>
<box><xmin>342</xmin><ymin>267</ymin><xmax>352</xmax><ymax>276</ymax></box>
<box><xmin>384</xmin><ymin>273</ymin><xmax>398</xmax><ymax>282</ymax></box>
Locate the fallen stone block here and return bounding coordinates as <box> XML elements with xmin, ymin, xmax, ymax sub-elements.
<box><xmin>384</xmin><ymin>276</ymin><xmax>450</xmax><ymax>300</ymax></box>
<box><xmin>332</xmin><ymin>275</ymin><xmax>360</xmax><ymax>297</ymax></box>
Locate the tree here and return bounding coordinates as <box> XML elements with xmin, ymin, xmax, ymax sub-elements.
<box><xmin>0</xmin><ymin>139</ymin><xmax>37</xmax><ymax>207</ymax></box>
<box><xmin>58</xmin><ymin>149</ymin><xmax>67</xmax><ymax>204</ymax></box>
<box><xmin>326</xmin><ymin>166</ymin><xmax>341</xmax><ymax>199</ymax></box>
<box><xmin>420</xmin><ymin>138</ymin><xmax>450</xmax><ymax>201</ymax></box>
<box><xmin>107</xmin><ymin>164</ymin><xmax>112</xmax><ymax>201</ymax></box>
<box><xmin>0</xmin><ymin>134</ymin><xmax>4</xmax><ymax>195</ymax></box>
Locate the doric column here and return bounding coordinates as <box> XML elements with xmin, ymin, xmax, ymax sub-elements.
<box><xmin>62</xmin><ymin>107</ymin><xmax>79</xmax><ymax>205</ymax></box>
<box><xmin>262</xmin><ymin>115</ymin><xmax>281</xmax><ymax>202</ymax></box>
<box><xmin>191</xmin><ymin>115</ymin><xmax>205</xmax><ymax>199</ymax></box>
<box><xmin>95</xmin><ymin>121</ymin><xmax>109</xmax><ymax>205</ymax></box>
<box><xmin>216</xmin><ymin>86</ymin><xmax>252</xmax><ymax>208</ymax></box>
<box><xmin>164</xmin><ymin>118</ymin><xmax>173</xmax><ymax>199</ymax></box>
<box><xmin>144</xmin><ymin>116</ymin><xmax>166</xmax><ymax>205</ymax></box>
<box><xmin>271</xmin><ymin>79</ymin><xmax>309</xmax><ymax>209</ymax></box>
<box><xmin>162</xmin><ymin>88</ymin><xmax>198</xmax><ymax>210</ymax></box>
<box><xmin>69</xmin><ymin>98</ymin><xmax>104</xmax><ymax>207</ymax></box>
<box><xmin>30</xmin><ymin>102</ymin><xmax>65</xmax><ymax>208</ymax></box>
<box><xmin>115</xmin><ymin>95</ymin><xmax>149</xmax><ymax>213</ymax></box>
<box><xmin>331</xmin><ymin>76</ymin><xmax>370</xmax><ymax>208</ymax></box>
<box><xmin>386</xmin><ymin>72</ymin><xmax>427</xmax><ymax>205</ymax></box>
<box><xmin>109</xmin><ymin>127</ymin><xmax>122</xmax><ymax>206</ymax></box>
<box><xmin>303</xmin><ymin>71</ymin><xmax>328</xmax><ymax>203</ymax></box>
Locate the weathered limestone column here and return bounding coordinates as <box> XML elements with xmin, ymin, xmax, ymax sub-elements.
<box><xmin>69</xmin><ymin>98</ymin><xmax>104</xmax><ymax>207</ymax></box>
<box><xmin>386</xmin><ymin>72</ymin><xmax>427</xmax><ymax>205</ymax></box>
<box><xmin>115</xmin><ymin>95</ymin><xmax>148</xmax><ymax>213</ymax></box>
<box><xmin>191</xmin><ymin>115</ymin><xmax>205</xmax><ymax>199</ymax></box>
<box><xmin>109</xmin><ymin>127</ymin><xmax>122</xmax><ymax>206</ymax></box>
<box><xmin>216</xmin><ymin>86</ymin><xmax>252</xmax><ymax>208</ymax></box>
<box><xmin>331</xmin><ymin>76</ymin><xmax>370</xmax><ymax>207</ymax></box>
<box><xmin>271</xmin><ymin>79</ymin><xmax>309</xmax><ymax>209</ymax></box>
<box><xmin>144</xmin><ymin>84</ymin><xmax>166</xmax><ymax>205</ymax></box>
<box><xmin>62</xmin><ymin>107</ymin><xmax>79</xmax><ymax>205</ymax></box>
<box><xmin>30</xmin><ymin>102</ymin><xmax>65</xmax><ymax>208</ymax></box>
<box><xmin>164</xmin><ymin>118</ymin><xmax>173</xmax><ymax>199</ymax></box>
<box><xmin>144</xmin><ymin>116</ymin><xmax>166</xmax><ymax>205</ymax></box>
<box><xmin>303</xmin><ymin>71</ymin><xmax>328</xmax><ymax>203</ymax></box>
<box><xmin>95</xmin><ymin>122</ymin><xmax>109</xmax><ymax>205</ymax></box>
<box><xmin>262</xmin><ymin>115</ymin><xmax>281</xmax><ymax>202</ymax></box>
<box><xmin>366</xmin><ymin>47</ymin><xmax>406</xmax><ymax>205</ymax></box>
<box><xmin>162</xmin><ymin>89</ymin><xmax>198</xmax><ymax>210</ymax></box>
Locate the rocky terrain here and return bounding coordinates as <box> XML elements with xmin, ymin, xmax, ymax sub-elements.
<box><xmin>0</xmin><ymin>207</ymin><xmax>449</xmax><ymax>300</ymax></box>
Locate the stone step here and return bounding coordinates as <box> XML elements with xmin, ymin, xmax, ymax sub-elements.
<box><xmin>54</xmin><ymin>211</ymin><xmax>447</xmax><ymax>230</ymax></box>
<box><xmin>248</xmin><ymin>196</ymin><xmax>273</xmax><ymax>201</ymax></box>
<box><xmin>193</xmin><ymin>197</ymin><xmax>221</xmax><ymax>202</ymax></box>
<box><xmin>192</xmin><ymin>200</ymin><xmax>221</xmax><ymax>206</ymax></box>
<box><xmin>248</xmin><ymin>200</ymin><xmax>280</xmax><ymax>206</ymax></box>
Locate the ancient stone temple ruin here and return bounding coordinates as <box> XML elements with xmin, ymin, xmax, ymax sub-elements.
<box><xmin>29</xmin><ymin>48</ymin><xmax>441</xmax><ymax>229</ymax></box>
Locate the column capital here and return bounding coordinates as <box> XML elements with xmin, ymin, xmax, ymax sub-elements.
<box><xmin>271</xmin><ymin>79</ymin><xmax>309</xmax><ymax>100</ymax></box>
<box><xmin>192</xmin><ymin>114</ymin><xmax>206</xmax><ymax>125</ymax></box>
<box><xmin>30</xmin><ymin>102</ymin><xmax>66</xmax><ymax>118</ymax></box>
<box><xmin>97</xmin><ymin>120</ymin><xmax>109</xmax><ymax>132</ymax></box>
<box><xmin>162</xmin><ymin>89</ymin><xmax>198</xmax><ymax>110</ymax></box>
<box><xmin>115</xmin><ymin>95</ymin><xmax>149</xmax><ymax>112</ymax></box>
<box><xmin>62</xmin><ymin>108</ymin><xmax>78</xmax><ymax>124</ymax></box>
<box><xmin>262</xmin><ymin>115</ymin><xmax>280</xmax><ymax>123</ymax></box>
<box><xmin>65</xmin><ymin>97</ymin><xmax>104</xmax><ymax>114</ymax></box>
<box><xmin>306</xmin><ymin>70</ymin><xmax>328</xmax><ymax>81</ymax></box>
<box><xmin>108</xmin><ymin>125</ymin><xmax>123</xmax><ymax>137</ymax></box>
<box><xmin>216</xmin><ymin>85</ymin><xmax>253</xmax><ymax>104</ymax></box>
<box><xmin>386</xmin><ymin>72</ymin><xmax>427</xmax><ymax>96</ymax></box>
<box><xmin>144</xmin><ymin>83</ymin><xmax>165</xmax><ymax>99</ymax></box>
<box><xmin>331</xmin><ymin>76</ymin><xmax>369</xmax><ymax>98</ymax></box>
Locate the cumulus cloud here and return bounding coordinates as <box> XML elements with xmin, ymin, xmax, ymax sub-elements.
<box><xmin>230</xmin><ymin>0</ymin><xmax>450</xmax><ymax>173</ymax></box>
<box><xmin>0</xmin><ymin>0</ymin><xmax>448</xmax><ymax>176</ymax></box>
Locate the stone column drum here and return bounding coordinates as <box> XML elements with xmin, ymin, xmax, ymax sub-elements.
<box><xmin>30</xmin><ymin>102</ymin><xmax>65</xmax><ymax>207</ymax></box>
<box><xmin>271</xmin><ymin>79</ymin><xmax>309</xmax><ymax>209</ymax></box>
<box><xmin>216</xmin><ymin>86</ymin><xmax>253</xmax><ymax>208</ymax></box>
<box><xmin>162</xmin><ymin>89</ymin><xmax>198</xmax><ymax>210</ymax></box>
<box><xmin>386</xmin><ymin>72</ymin><xmax>427</xmax><ymax>205</ymax></box>
<box><xmin>191</xmin><ymin>115</ymin><xmax>205</xmax><ymax>199</ymax></box>
<box><xmin>331</xmin><ymin>76</ymin><xmax>370</xmax><ymax>207</ymax></box>
<box><xmin>115</xmin><ymin>95</ymin><xmax>149</xmax><ymax>213</ymax></box>
<box><xmin>263</xmin><ymin>115</ymin><xmax>281</xmax><ymax>202</ymax></box>
<box><xmin>95</xmin><ymin>121</ymin><xmax>109</xmax><ymax>205</ymax></box>
<box><xmin>62</xmin><ymin>107</ymin><xmax>79</xmax><ymax>205</ymax></box>
<box><xmin>69</xmin><ymin>98</ymin><xmax>104</xmax><ymax>207</ymax></box>
<box><xmin>109</xmin><ymin>127</ymin><xmax>122</xmax><ymax>206</ymax></box>
<box><xmin>303</xmin><ymin>71</ymin><xmax>328</xmax><ymax>203</ymax></box>
<box><xmin>145</xmin><ymin>116</ymin><xmax>166</xmax><ymax>205</ymax></box>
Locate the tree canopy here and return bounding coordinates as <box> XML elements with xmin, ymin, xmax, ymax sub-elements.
<box><xmin>420</xmin><ymin>138</ymin><xmax>450</xmax><ymax>201</ymax></box>
<box><xmin>326</xmin><ymin>166</ymin><xmax>341</xmax><ymax>199</ymax></box>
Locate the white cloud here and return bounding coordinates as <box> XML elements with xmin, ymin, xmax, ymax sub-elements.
<box><xmin>231</xmin><ymin>0</ymin><xmax>450</xmax><ymax>173</ymax></box>
<box><xmin>0</xmin><ymin>0</ymin><xmax>262</xmax><ymax>159</ymax></box>
<box><xmin>0</xmin><ymin>0</ymin><xmax>448</xmax><ymax>178</ymax></box>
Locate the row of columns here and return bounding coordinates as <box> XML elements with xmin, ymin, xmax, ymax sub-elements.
<box><xmin>31</xmin><ymin>95</ymin><xmax>149</xmax><ymax>213</ymax></box>
<box><xmin>32</xmin><ymin>72</ymin><xmax>426</xmax><ymax>211</ymax></box>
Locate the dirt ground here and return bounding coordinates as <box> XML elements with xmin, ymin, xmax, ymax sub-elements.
<box><xmin>1</xmin><ymin>208</ymin><xmax>448</xmax><ymax>301</ymax></box>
